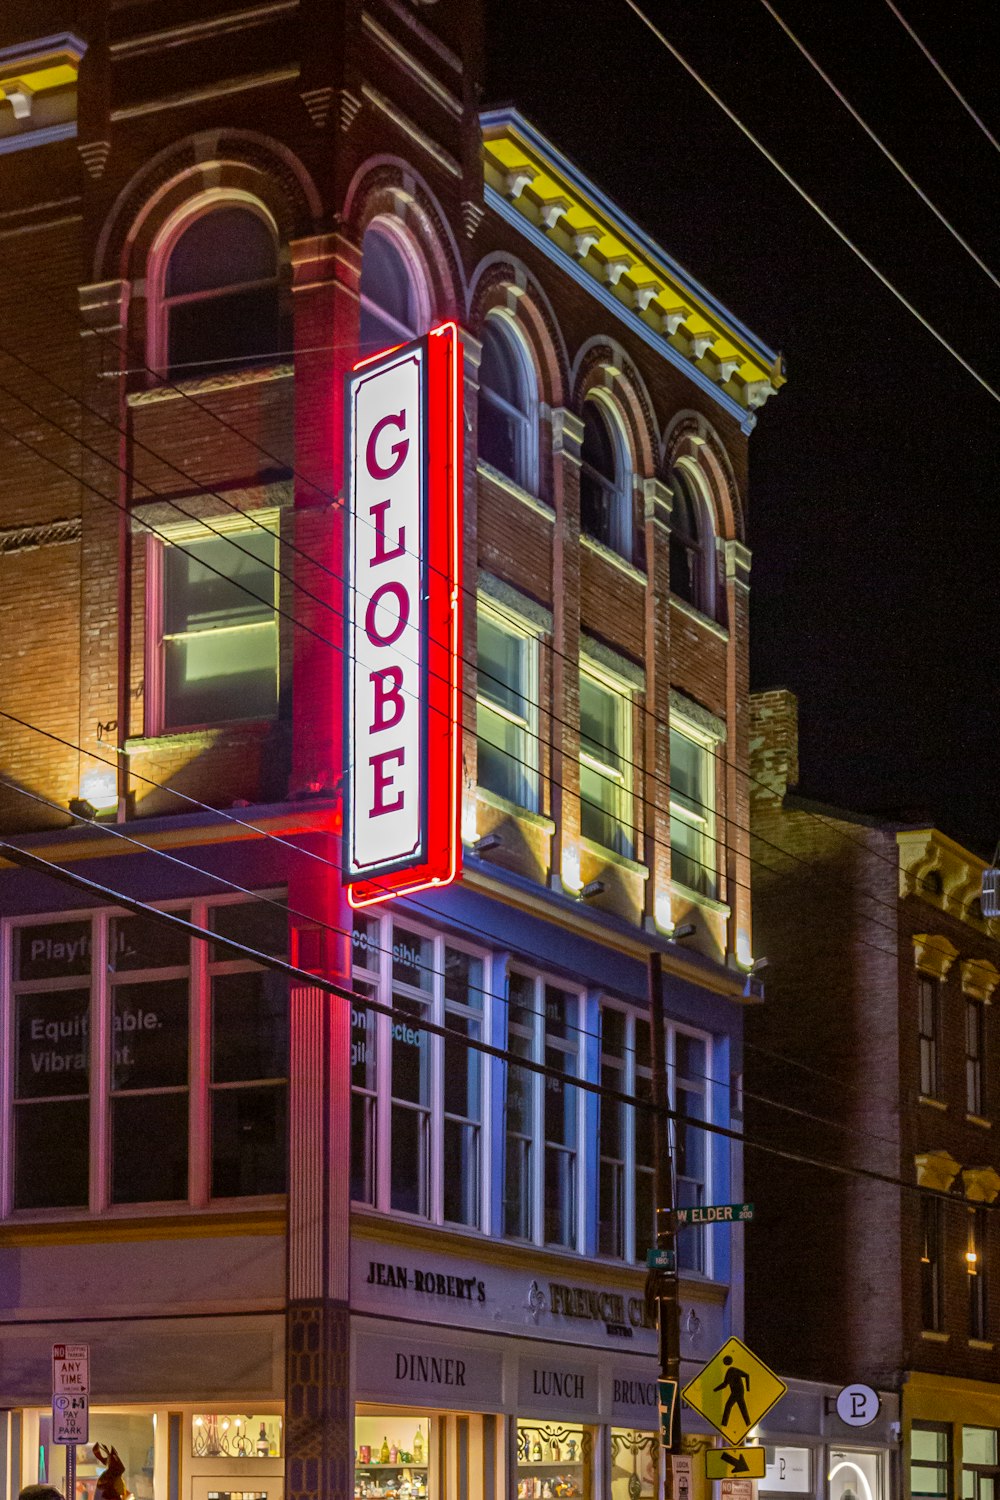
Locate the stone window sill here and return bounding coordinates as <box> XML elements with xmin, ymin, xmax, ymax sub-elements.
<box><xmin>473</xmin><ymin>785</ymin><xmax>555</xmax><ymax>834</ymax></box>
<box><xmin>920</xmin><ymin>1329</ymin><xmax>950</xmax><ymax>1343</ymax></box>
<box><xmin>919</xmin><ymin>1094</ymin><xmax>949</xmax><ymax>1112</ymax></box>
<box><xmin>476</xmin><ymin>461</ymin><xmax>554</xmax><ymax>522</ymax></box>
<box><xmin>671</xmin><ymin>877</ymin><xmax>731</xmax><ymax>919</ymax></box>
<box><xmin>581</xmin><ymin>533</ymin><xmax>646</xmax><ymax>585</ymax></box>
<box><xmin>670</xmin><ymin>593</ymin><xmax>730</xmax><ymax>642</ymax></box>
<box><xmin>966</xmin><ymin>1113</ymin><xmax>992</xmax><ymax>1129</ymax></box>
<box><xmin>580</xmin><ymin>835</ymin><xmax>650</xmax><ymax>880</ymax></box>
<box><xmin>127</xmin><ymin>362</ymin><xmax>294</xmax><ymax>406</ymax></box>
<box><xmin>127</xmin><ymin>721</ymin><xmax>276</xmax><ymax>752</ymax></box>
<box><xmin>969</xmin><ymin>1338</ymin><xmax>995</xmax><ymax>1351</ymax></box>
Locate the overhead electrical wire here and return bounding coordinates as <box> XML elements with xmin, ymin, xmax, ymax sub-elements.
<box><xmin>756</xmin><ymin>0</ymin><xmax>1000</xmax><ymax>292</ymax></box>
<box><xmin>882</xmin><ymin>0</ymin><xmax>1000</xmax><ymax>157</ymax></box>
<box><xmin>0</xmin><ymin>825</ymin><xmax>974</xmax><ymax>1214</ymax></box>
<box><xmin>618</xmin><ymin>0</ymin><xmax>1000</xmax><ymax>408</ymax></box>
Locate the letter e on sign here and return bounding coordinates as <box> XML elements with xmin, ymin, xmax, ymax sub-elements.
<box><xmin>343</xmin><ymin>325</ymin><xmax>463</xmax><ymax>905</ymax></box>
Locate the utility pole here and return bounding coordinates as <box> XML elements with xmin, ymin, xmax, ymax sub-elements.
<box><xmin>648</xmin><ymin>950</ymin><xmax>681</xmax><ymax>1500</ymax></box>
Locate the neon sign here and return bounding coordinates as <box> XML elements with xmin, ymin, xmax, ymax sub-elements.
<box><xmin>343</xmin><ymin>323</ymin><xmax>462</xmax><ymax>907</ymax></box>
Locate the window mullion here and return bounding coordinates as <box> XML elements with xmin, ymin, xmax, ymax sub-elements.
<box><xmin>190</xmin><ymin>903</ymin><xmax>211</xmax><ymax>1207</ymax></box>
<box><xmin>532</xmin><ymin>978</ymin><xmax>544</xmax><ymax>1245</ymax></box>
<box><xmin>430</xmin><ymin>936</ymin><xmax>444</xmax><ymax>1225</ymax></box>
<box><xmin>91</xmin><ymin>911</ymin><xmax>110</xmax><ymax>1213</ymax></box>
<box><xmin>375</xmin><ymin>919</ymin><xmax>393</xmax><ymax>1213</ymax></box>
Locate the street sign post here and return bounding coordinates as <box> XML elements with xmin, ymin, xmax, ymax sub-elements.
<box><xmin>682</xmin><ymin>1337</ymin><xmax>787</xmax><ymax>1445</ymax></box>
<box><xmin>674</xmin><ymin>1203</ymin><xmax>754</xmax><ymax>1228</ymax></box>
<box><xmin>706</xmin><ymin>1450</ymin><xmax>767</xmax><ymax>1480</ymax></box>
<box><xmin>52</xmin><ymin>1394</ymin><xmax>88</xmax><ymax>1445</ymax></box>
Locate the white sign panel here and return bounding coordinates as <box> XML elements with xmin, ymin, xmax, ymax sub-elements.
<box><xmin>52</xmin><ymin>1392</ymin><xmax>89</xmax><ymax>1444</ymax></box>
<box><xmin>672</xmin><ymin>1454</ymin><xmax>693</xmax><ymax>1500</ymax></box>
<box><xmin>835</xmin><ymin>1384</ymin><xmax>881</xmax><ymax>1426</ymax></box>
<box><xmin>764</xmin><ymin>1447</ymin><xmax>811</xmax><ymax>1492</ymax></box>
<box><xmin>346</xmin><ymin>345</ymin><xmax>426</xmax><ymax>881</ymax></box>
<box><xmin>53</xmin><ymin>1342</ymin><xmax>89</xmax><ymax>1393</ymax></box>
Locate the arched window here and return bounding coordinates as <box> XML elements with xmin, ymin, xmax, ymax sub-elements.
<box><xmin>359</xmin><ymin>225</ymin><xmax>420</xmax><ymax>356</ymax></box>
<box><xmin>669</xmin><ymin>466</ymin><xmax>715</xmax><ymax>615</ymax></box>
<box><xmin>478</xmin><ymin>316</ymin><xmax>536</xmax><ymax>491</ymax></box>
<box><xmin>163</xmin><ymin>205</ymin><xmax>280</xmax><ymax>378</ymax></box>
<box><xmin>580</xmin><ymin>398</ymin><xmax>630</xmax><ymax>557</ymax></box>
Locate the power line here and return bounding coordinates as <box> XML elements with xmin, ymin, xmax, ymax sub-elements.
<box><xmin>882</xmin><ymin>0</ymin><xmax>1000</xmax><ymax>157</ymax></box>
<box><xmin>757</xmin><ymin>0</ymin><xmax>1000</xmax><ymax>293</ymax></box>
<box><xmin>618</xmin><ymin>0</ymin><xmax>1000</xmax><ymax>408</ymax></box>
<box><xmin>0</xmin><ymin>828</ymin><xmax>974</xmax><ymax>1214</ymax></box>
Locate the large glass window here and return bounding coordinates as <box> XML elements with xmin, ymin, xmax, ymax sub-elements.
<box><xmin>669</xmin><ymin>467</ymin><xmax>714</xmax><ymax>615</ymax></box>
<box><xmin>503</xmin><ymin>971</ymin><xmax>583</xmax><ymax>1250</ymax></box>
<box><xmin>912</xmin><ymin>1424</ymin><xmax>951</xmax><ymax>1500</ymax></box>
<box><xmin>963</xmin><ymin>1428</ymin><xmax>998</xmax><ymax>1500</ymax></box>
<box><xmin>478</xmin><ymin>317</ymin><xmax>535</xmax><ymax>490</ymax></box>
<box><xmin>669</xmin><ymin>725</ymin><xmax>716</xmax><ymax>898</ymax></box>
<box><xmin>349</xmin><ymin>913</ymin><xmax>486</xmax><ymax>1228</ymax></box>
<box><xmin>476</xmin><ymin>604</ymin><xmax>539</xmax><ymax>810</ymax></box>
<box><xmin>968</xmin><ymin>1208</ymin><xmax>989</xmax><ymax>1342</ymax></box>
<box><xmin>359</xmin><ymin>226</ymin><xmax>420</xmax><ymax>356</ymax></box>
<box><xmin>163</xmin><ymin>205</ymin><xmax>280</xmax><ymax>377</ymax></box>
<box><xmin>7</xmin><ymin>899</ymin><xmax>288</xmax><ymax>1213</ymax></box>
<box><xmin>580</xmin><ymin>399</ymin><xmax>630</xmax><ymax>557</ymax></box>
<box><xmin>599</xmin><ymin>1004</ymin><xmax>712</xmax><ymax>1271</ymax></box>
<box><xmin>160</xmin><ymin>526</ymin><xmax>278</xmax><ymax>730</ymax></box>
<box><xmin>919</xmin><ymin>976</ymin><xmax>940</xmax><ymax>1097</ymax></box>
<box><xmin>610</xmin><ymin>1430</ymin><xmax>658</xmax><ymax>1500</ymax></box>
<box><xmin>580</xmin><ymin>668</ymin><xmax>633</xmax><ymax>857</ymax></box>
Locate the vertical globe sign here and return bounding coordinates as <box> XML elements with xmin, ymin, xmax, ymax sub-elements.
<box><xmin>343</xmin><ymin>324</ymin><xmax>463</xmax><ymax>906</ymax></box>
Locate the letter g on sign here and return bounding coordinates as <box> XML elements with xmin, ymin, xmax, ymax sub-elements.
<box><xmin>366</xmin><ymin>411</ymin><xmax>409</xmax><ymax>480</ymax></box>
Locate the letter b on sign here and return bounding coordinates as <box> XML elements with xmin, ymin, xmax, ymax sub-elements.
<box><xmin>835</xmin><ymin>1384</ymin><xmax>880</xmax><ymax>1426</ymax></box>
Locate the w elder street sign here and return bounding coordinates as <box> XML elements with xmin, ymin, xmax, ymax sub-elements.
<box><xmin>343</xmin><ymin>325</ymin><xmax>463</xmax><ymax>906</ymax></box>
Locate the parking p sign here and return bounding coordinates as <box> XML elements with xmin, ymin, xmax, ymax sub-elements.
<box><xmin>52</xmin><ymin>1393</ymin><xmax>88</xmax><ymax>1445</ymax></box>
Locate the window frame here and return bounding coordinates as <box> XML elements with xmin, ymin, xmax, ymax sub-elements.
<box><xmin>920</xmin><ymin>1192</ymin><xmax>944</xmax><ymax>1332</ymax></box>
<box><xmin>475</xmin><ymin>597</ymin><xmax>541</xmax><ymax>813</ymax></box>
<box><xmin>966</xmin><ymin>996</ymin><xmax>985</xmax><ymax>1116</ymax></box>
<box><xmin>477</xmin><ymin>313</ymin><xmax>539</xmax><ymax>495</ymax></box>
<box><xmin>358</xmin><ymin>220</ymin><xmax>428</xmax><ymax>356</ymax></box>
<box><xmin>349</xmin><ymin>911</ymin><xmax>492</xmax><ymax>1233</ymax></box>
<box><xmin>597</xmin><ymin>1000</ymin><xmax>713</xmax><ymax>1274</ymax></box>
<box><xmin>912</xmin><ymin>1421</ymin><xmax>952</xmax><ymax>1500</ymax></box>
<box><xmin>968</xmin><ymin>1206</ymin><xmax>989</xmax><ymax>1342</ymax></box>
<box><xmin>148</xmin><ymin>192</ymin><xmax>281</xmax><ymax>379</ymax></box>
<box><xmin>1</xmin><ymin>895</ymin><xmax>289</xmax><ymax>1219</ymax></box>
<box><xmin>669</xmin><ymin>462</ymin><xmax>717</xmax><ymax>618</ymax></box>
<box><xmin>579</xmin><ymin>659</ymin><xmax>635</xmax><ymax>860</ymax></box>
<box><xmin>918</xmin><ymin>974</ymin><xmax>941</xmax><ymax>1099</ymax></box>
<box><xmin>579</xmin><ymin>395</ymin><xmax>632</xmax><ymax>559</ymax></box>
<box><xmin>145</xmin><ymin>512</ymin><xmax>280</xmax><ymax>736</ymax></box>
<box><xmin>668</xmin><ymin>717</ymin><xmax>719</xmax><ymax>901</ymax></box>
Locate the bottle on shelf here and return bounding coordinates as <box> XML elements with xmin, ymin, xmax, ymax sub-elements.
<box><xmin>257</xmin><ymin>1424</ymin><xmax>269</xmax><ymax>1459</ymax></box>
<box><xmin>531</xmin><ymin>1440</ymin><xmax>543</xmax><ymax>1464</ymax></box>
<box><xmin>412</xmin><ymin>1427</ymin><xmax>424</xmax><ymax>1466</ymax></box>
<box><xmin>550</xmin><ymin>1439</ymin><xmax>560</xmax><ymax>1463</ymax></box>
<box><xmin>380</xmin><ymin>1438</ymin><xmax>391</xmax><ymax>1465</ymax></box>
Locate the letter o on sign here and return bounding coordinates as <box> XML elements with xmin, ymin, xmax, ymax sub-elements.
<box><xmin>835</xmin><ymin>1384</ymin><xmax>880</xmax><ymax>1426</ymax></box>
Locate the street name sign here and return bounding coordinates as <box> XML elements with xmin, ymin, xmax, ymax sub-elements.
<box><xmin>646</xmin><ymin>1247</ymin><xmax>676</xmax><ymax>1270</ymax></box>
<box><xmin>706</xmin><ymin>1449</ymin><xmax>767</xmax><ymax>1480</ymax></box>
<box><xmin>52</xmin><ymin>1343</ymin><xmax>89</xmax><ymax>1393</ymax></box>
<box><xmin>52</xmin><ymin>1393</ymin><xmax>88</xmax><ymax>1444</ymax></box>
<box><xmin>682</xmin><ymin>1336</ymin><xmax>787</xmax><ymax>1445</ymax></box>
<box><xmin>675</xmin><ymin>1203</ymin><xmax>754</xmax><ymax>1227</ymax></box>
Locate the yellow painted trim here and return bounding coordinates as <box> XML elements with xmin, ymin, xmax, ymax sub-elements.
<box><xmin>0</xmin><ymin>1207</ymin><xmax>285</xmax><ymax>1247</ymax></box>
<box><xmin>351</xmin><ymin>1210</ymin><xmax>728</xmax><ymax>1301</ymax></box>
<box><xmin>482</xmin><ymin>124</ymin><xmax>784</xmax><ymax>410</ymax></box>
<box><xmin>461</xmin><ymin>865</ymin><xmax>747</xmax><ymax>999</ymax></box>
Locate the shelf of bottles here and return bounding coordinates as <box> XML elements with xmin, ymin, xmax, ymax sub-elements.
<box><xmin>354</xmin><ymin>1417</ymin><xmax>430</xmax><ymax>1500</ymax></box>
<box><xmin>516</xmin><ymin>1422</ymin><xmax>593</xmax><ymax>1500</ymax></box>
<box><xmin>191</xmin><ymin>1416</ymin><xmax>282</xmax><ymax>1459</ymax></box>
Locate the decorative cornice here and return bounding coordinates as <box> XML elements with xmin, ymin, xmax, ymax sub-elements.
<box><xmin>962</xmin><ymin>958</ymin><xmax>999</xmax><ymax>1004</ymax></box>
<box><xmin>962</xmin><ymin>1166</ymin><xmax>1000</xmax><ymax>1204</ymax></box>
<box><xmin>723</xmin><ymin>538</ymin><xmax>752</xmax><ymax>589</ymax></box>
<box><xmin>915</xmin><ymin>1149</ymin><xmax>960</xmax><ymax>1191</ymax></box>
<box><xmin>0</xmin><ymin>33</ymin><xmax>83</xmax><ymax>146</ymax></box>
<box><xmin>912</xmin><ymin>932</ymin><xmax>959</xmax><ymax>980</ymax></box>
<box><xmin>671</xmin><ymin>689</ymin><xmax>726</xmax><ymax>744</ymax></box>
<box><xmin>478</xmin><ymin>571</ymin><xmax>552</xmax><ymax>633</ymax></box>
<box><xmin>643</xmin><ymin>476</ymin><xmax>672</xmax><ymax>530</ymax></box>
<box><xmin>0</xmin><ymin>517</ymin><xmax>80</xmax><ymax>555</ymax></box>
<box><xmin>898</xmin><ymin>826</ymin><xmax>991</xmax><ymax>930</ymax></box>
<box><xmin>551</xmin><ymin>406</ymin><xmax>584</xmax><ymax>462</ymax></box>
<box><xmin>481</xmin><ymin>109</ymin><xmax>785</xmax><ymax>423</ymax></box>
<box><xmin>127</xmin><ymin>363</ymin><xmax>294</xmax><ymax>405</ymax></box>
<box><xmin>581</xmin><ymin>634</ymin><xmax>645</xmax><ymax>691</ymax></box>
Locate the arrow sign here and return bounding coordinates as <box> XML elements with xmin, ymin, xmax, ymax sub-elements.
<box><xmin>706</xmin><ymin>1449</ymin><xmax>766</xmax><ymax>1480</ymax></box>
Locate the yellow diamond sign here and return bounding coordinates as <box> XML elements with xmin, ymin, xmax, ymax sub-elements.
<box><xmin>682</xmin><ymin>1337</ymin><xmax>787</xmax><ymax>1444</ymax></box>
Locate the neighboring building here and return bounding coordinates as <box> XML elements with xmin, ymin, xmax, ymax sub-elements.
<box><xmin>0</xmin><ymin>6</ymin><xmax>785</xmax><ymax>1500</ymax></box>
<box><xmin>747</xmin><ymin>690</ymin><xmax>999</xmax><ymax>1497</ymax></box>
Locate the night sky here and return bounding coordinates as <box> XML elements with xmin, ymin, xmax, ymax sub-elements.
<box><xmin>486</xmin><ymin>0</ymin><xmax>1000</xmax><ymax>856</ymax></box>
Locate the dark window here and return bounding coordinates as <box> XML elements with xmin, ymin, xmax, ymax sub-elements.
<box><xmin>921</xmin><ymin>1194</ymin><xmax>944</xmax><ymax>1331</ymax></box>
<box><xmin>919</xmin><ymin>976</ymin><xmax>940</xmax><ymax>1097</ymax></box>
<box><xmin>478</xmin><ymin>319</ymin><xmax>533</xmax><ymax>488</ymax></box>
<box><xmin>968</xmin><ymin>1208</ymin><xmax>989</xmax><ymax>1341</ymax></box>
<box><xmin>966</xmin><ymin>998</ymin><xmax>985</xmax><ymax>1116</ymax></box>
<box><xmin>14</xmin><ymin>985</ymin><xmax>91</xmax><ymax>1209</ymax></box>
<box><xmin>359</xmin><ymin>227</ymin><xmax>419</xmax><ymax>356</ymax></box>
<box><xmin>164</xmin><ymin>206</ymin><xmax>280</xmax><ymax>377</ymax></box>
<box><xmin>211</xmin><ymin>970</ymin><xmax>288</xmax><ymax>1198</ymax></box>
<box><xmin>669</xmin><ymin>468</ymin><xmax>711</xmax><ymax>612</ymax></box>
<box><xmin>580</xmin><ymin>400</ymin><xmax>629</xmax><ymax>556</ymax></box>
<box><xmin>599</xmin><ymin>1009</ymin><xmax>626</xmax><ymax>1258</ymax></box>
<box><xmin>504</xmin><ymin>972</ymin><xmax>537</xmax><ymax>1241</ymax></box>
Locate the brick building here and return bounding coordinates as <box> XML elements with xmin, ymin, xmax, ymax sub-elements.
<box><xmin>2</xmin><ymin>5</ymin><xmax>786</xmax><ymax>1500</ymax></box>
<box><xmin>748</xmin><ymin>690</ymin><xmax>1000</xmax><ymax>1494</ymax></box>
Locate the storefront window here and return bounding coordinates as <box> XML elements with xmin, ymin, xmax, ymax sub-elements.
<box><xmin>912</xmin><ymin>1427</ymin><xmax>950</xmax><ymax>1500</ymax></box>
<box><xmin>829</xmin><ymin>1451</ymin><xmax>883</xmax><ymax>1500</ymax></box>
<box><xmin>36</xmin><ymin>1412</ymin><xmax>155</xmax><ymax>1500</ymax></box>
<box><xmin>962</xmin><ymin>1428</ymin><xmax>998</xmax><ymax>1500</ymax></box>
<box><xmin>192</xmin><ymin>1415</ymin><xmax>282</xmax><ymax>1458</ymax></box>
<box><xmin>610</xmin><ymin>1429</ymin><xmax>658</xmax><ymax>1500</ymax></box>
<box><xmin>516</xmin><ymin>1421</ymin><xmax>592</xmax><ymax>1500</ymax></box>
<box><xmin>355</xmin><ymin>1414</ymin><xmax>429</xmax><ymax>1500</ymax></box>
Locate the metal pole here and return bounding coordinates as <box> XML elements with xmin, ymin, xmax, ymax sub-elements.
<box><xmin>65</xmin><ymin>1443</ymin><xmax>77</xmax><ymax>1500</ymax></box>
<box><xmin>648</xmin><ymin>950</ymin><xmax>681</xmax><ymax>1499</ymax></box>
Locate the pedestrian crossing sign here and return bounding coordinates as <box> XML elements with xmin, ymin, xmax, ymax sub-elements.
<box><xmin>682</xmin><ymin>1337</ymin><xmax>787</xmax><ymax>1444</ymax></box>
